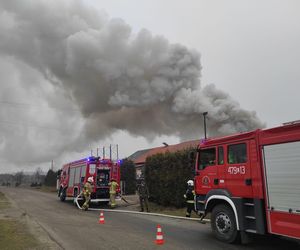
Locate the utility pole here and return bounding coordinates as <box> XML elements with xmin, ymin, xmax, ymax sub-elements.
<box><xmin>109</xmin><ymin>144</ymin><xmax>112</xmax><ymax>160</ymax></box>
<box><xmin>116</xmin><ymin>144</ymin><xmax>119</xmax><ymax>161</ymax></box>
<box><xmin>203</xmin><ymin>112</ymin><xmax>208</xmax><ymax>139</ymax></box>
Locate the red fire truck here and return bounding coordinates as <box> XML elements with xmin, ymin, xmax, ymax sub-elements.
<box><xmin>57</xmin><ymin>156</ymin><xmax>121</xmax><ymax>204</ymax></box>
<box><xmin>194</xmin><ymin>122</ymin><xmax>300</xmax><ymax>243</ymax></box>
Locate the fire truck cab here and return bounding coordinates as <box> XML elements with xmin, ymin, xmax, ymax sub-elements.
<box><xmin>58</xmin><ymin>156</ymin><xmax>120</xmax><ymax>204</ymax></box>
<box><xmin>194</xmin><ymin>122</ymin><xmax>300</xmax><ymax>243</ymax></box>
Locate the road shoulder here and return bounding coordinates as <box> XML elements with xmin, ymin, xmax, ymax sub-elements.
<box><xmin>0</xmin><ymin>187</ymin><xmax>62</xmax><ymax>250</ymax></box>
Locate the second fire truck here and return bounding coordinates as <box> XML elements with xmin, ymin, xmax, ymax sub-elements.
<box><xmin>194</xmin><ymin>122</ymin><xmax>300</xmax><ymax>243</ymax></box>
<box><xmin>57</xmin><ymin>156</ymin><xmax>121</xmax><ymax>204</ymax></box>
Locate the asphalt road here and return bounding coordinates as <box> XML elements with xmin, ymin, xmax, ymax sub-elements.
<box><xmin>2</xmin><ymin>187</ymin><xmax>300</xmax><ymax>250</ymax></box>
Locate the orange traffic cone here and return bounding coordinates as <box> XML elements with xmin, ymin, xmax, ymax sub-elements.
<box><xmin>98</xmin><ymin>211</ymin><xmax>105</xmax><ymax>224</ymax></box>
<box><xmin>155</xmin><ymin>224</ymin><xmax>164</xmax><ymax>245</ymax></box>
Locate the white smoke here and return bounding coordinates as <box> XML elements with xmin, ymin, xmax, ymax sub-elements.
<box><xmin>0</xmin><ymin>0</ymin><xmax>264</xmax><ymax>168</ymax></box>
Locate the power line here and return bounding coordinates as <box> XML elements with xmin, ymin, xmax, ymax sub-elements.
<box><xmin>0</xmin><ymin>100</ymin><xmax>81</xmax><ymax>113</ymax></box>
<box><xmin>0</xmin><ymin>119</ymin><xmax>79</xmax><ymax>132</ymax></box>
<box><xmin>0</xmin><ymin>159</ymin><xmax>48</xmax><ymax>164</ymax></box>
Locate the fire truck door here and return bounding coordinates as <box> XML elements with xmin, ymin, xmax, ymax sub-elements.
<box><xmin>216</xmin><ymin>146</ymin><xmax>226</xmax><ymax>189</ymax></box>
<box><xmin>225</xmin><ymin>142</ymin><xmax>253</xmax><ymax>197</ymax></box>
<box><xmin>196</xmin><ymin>147</ymin><xmax>218</xmax><ymax>193</ymax></box>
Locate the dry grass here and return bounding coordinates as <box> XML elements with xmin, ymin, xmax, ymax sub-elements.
<box><xmin>0</xmin><ymin>192</ymin><xmax>40</xmax><ymax>249</ymax></box>
<box><xmin>0</xmin><ymin>219</ymin><xmax>39</xmax><ymax>250</ymax></box>
<box><xmin>148</xmin><ymin>202</ymin><xmax>199</xmax><ymax>218</ymax></box>
<box><xmin>0</xmin><ymin>191</ymin><xmax>10</xmax><ymax>210</ymax></box>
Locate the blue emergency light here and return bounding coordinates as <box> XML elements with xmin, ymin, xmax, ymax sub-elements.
<box><xmin>87</xmin><ymin>156</ymin><xmax>100</xmax><ymax>162</ymax></box>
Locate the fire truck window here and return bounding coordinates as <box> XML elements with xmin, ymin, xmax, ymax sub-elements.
<box><xmin>69</xmin><ymin>168</ymin><xmax>75</xmax><ymax>186</ymax></box>
<box><xmin>198</xmin><ymin>148</ymin><xmax>216</xmax><ymax>170</ymax></box>
<box><xmin>228</xmin><ymin>143</ymin><xmax>247</xmax><ymax>164</ymax></box>
<box><xmin>218</xmin><ymin>147</ymin><xmax>224</xmax><ymax>165</ymax></box>
<box><xmin>89</xmin><ymin>164</ymin><xmax>96</xmax><ymax>175</ymax></box>
<box><xmin>81</xmin><ymin>165</ymin><xmax>86</xmax><ymax>177</ymax></box>
<box><xmin>74</xmin><ymin>167</ymin><xmax>81</xmax><ymax>184</ymax></box>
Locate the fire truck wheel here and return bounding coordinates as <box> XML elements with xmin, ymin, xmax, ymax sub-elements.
<box><xmin>59</xmin><ymin>188</ymin><xmax>66</xmax><ymax>202</ymax></box>
<box><xmin>211</xmin><ymin>204</ymin><xmax>239</xmax><ymax>243</ymax></box>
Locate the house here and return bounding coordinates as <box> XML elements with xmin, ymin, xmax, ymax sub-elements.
<box><xmin>128</xmin><ymin>139</ymin><xmax>200</xmax><ymax>178</ymax></box>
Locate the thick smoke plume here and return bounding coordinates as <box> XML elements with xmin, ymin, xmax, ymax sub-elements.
<box><xmin>0</xmin><ymin>1</ymin><xmax>264</xmax><ymax>169</ymax></box>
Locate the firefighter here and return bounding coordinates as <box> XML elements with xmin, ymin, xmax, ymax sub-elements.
<box><xmin>137</xmin><ymin>179</ymin><xmax>149</xmax><ymax>212</ymax></box>
<box><xmin>108</xmin><ymin>178</ymin><xmax>119</xmax><ymax>208</ymax></box>
<box><xmin>82</xmin><ymin>177</ymin><xmax>94</xmax><ymax>211</ymax></box>
<box><xmin>184</xmin><ymin>180</ymin><xmax>195</xmax><ymax>217</ymax></box>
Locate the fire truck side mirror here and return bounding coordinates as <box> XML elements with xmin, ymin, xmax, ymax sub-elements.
<box><xmin>57</xmin><ymin>170</ymin><xmax>62</xmax><ymax>178</ymax></box>
<box><xmin>188</xmin><ymin>151</ymin><xmax>196</xmax><ymax>170</ymax></box>
<box><xmin>80</xmin><ymin>177</ymin><xmax>85</xmax><ymax>184</ymax></box>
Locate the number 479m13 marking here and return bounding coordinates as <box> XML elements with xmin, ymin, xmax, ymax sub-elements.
<box><xmin>227</xmin><ymin>166</ymin><xmax>246</xmax><ymax>175</ymax></box>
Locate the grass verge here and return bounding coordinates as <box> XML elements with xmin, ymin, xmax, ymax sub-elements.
<box><xmin>0</xmin><ymin>219</ymin><xmax>39</xmax><ymax>250</ymax></box>
<box><xmin>147</xmin><ymin>202</ymin><xmax>199</xmax><ymax>218</ymax></box>
<box><xmin>0</xmin><ymin>191</ymin><xmax>10</xmax><ymax>210</ymax></box>
<box><xmin>0</xmin><ymin>192</ymin><xmax>40</xmax><ymax>249</ymax></box>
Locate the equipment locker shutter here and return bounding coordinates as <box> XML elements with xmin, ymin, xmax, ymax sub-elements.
<box><xmin>263</xmin><ymin>141</ymin><xmax>300</xmax><ymax>212</ymax></box>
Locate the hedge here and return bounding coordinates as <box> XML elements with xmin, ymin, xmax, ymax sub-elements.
<box><xmin>120</xmin><ymin>159</ymin><xmax>136</xmax><ymax>195</ymax></box>
<box><xmin>144</xmin><ymin>148</ymin><xmax>196</xmax><ymax>207</ymax></box>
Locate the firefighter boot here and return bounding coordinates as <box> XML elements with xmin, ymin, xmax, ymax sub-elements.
<box><xmin>199</xmin><ymin>214</ymin><xmax>206</xmax><ymax>224</ymax></box>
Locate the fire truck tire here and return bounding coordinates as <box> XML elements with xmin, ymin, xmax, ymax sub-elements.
<box><xmin>59</xmin><ymin>188</ymin><xmax>66</xmax><ymax>202</ymax></box>
<box><xmin>211</xmin><ymin>204</ymin><xmax>239</xmax><ymax>243</ymax></box>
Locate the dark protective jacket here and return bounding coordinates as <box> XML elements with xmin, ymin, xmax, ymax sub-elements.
<box><xmin>137</xmin><ymin>183</ymin><xmax>149</xmax><ymax>198</ymax></box>
<box><xmin>184</xmin><ymin>186</ymin><xmax>195</xmax><ymax>203</ymax></box>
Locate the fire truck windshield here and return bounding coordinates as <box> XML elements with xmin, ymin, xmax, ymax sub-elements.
<box><xmin>198</xmin><ymin>148</ymin><xmax>216</xmax><ymax>170</ymax></box>
<box><xmin>89</xmin><ymin>164</ymin><xmax>96</xmax><ymax>175</ymax></box>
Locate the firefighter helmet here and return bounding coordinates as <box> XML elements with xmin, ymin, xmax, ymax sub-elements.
<box><xmin>187</xmin><ymin>180</ymin><xmax>194</xmax><ymax>186</ymax></box>
<box><xmin>87</xmin><ymin>177</ymin><xmax>94</xmax><ymax>183</ymax></box>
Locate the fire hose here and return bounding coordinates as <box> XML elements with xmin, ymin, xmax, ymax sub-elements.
<box><xmin>75</xmin><ymin>192</ymin><xmax>83</xmax><ymax>210</ymax></box>
<box><xmin>74</xmin><ymin>193</ymin><xmax>209</xmax><ymax>223</ymax></box>
<box><xmin>75</xmin><ymin>192</ymin><xmax>130</xmax><ymax>210</ymax></box>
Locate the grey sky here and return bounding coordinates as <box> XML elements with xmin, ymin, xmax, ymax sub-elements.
<box><xmin>0</xmin><ymin>0</ymin><xmax>299</xmax><ymax>173</ymax></box>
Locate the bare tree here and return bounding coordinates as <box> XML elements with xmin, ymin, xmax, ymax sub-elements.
<box><xmin>34</xmin><ymin>167</ymin><xmax>43</xmax><ymax>184</ymax></box>
<box><xmin>14</xmin><ymin>171</ymin><xmax>24</xmax><ymax>187</ymax></box>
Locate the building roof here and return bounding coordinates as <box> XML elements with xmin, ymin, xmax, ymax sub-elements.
<box><xmin>127</xmin><ymin>148</ymin><xmax>152</xmax><ymax>162</ymax></box>
<box><xmin>129</xmin><ymin>139</ymin><xmax>200</xmax><ymax>165</ymax></box>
